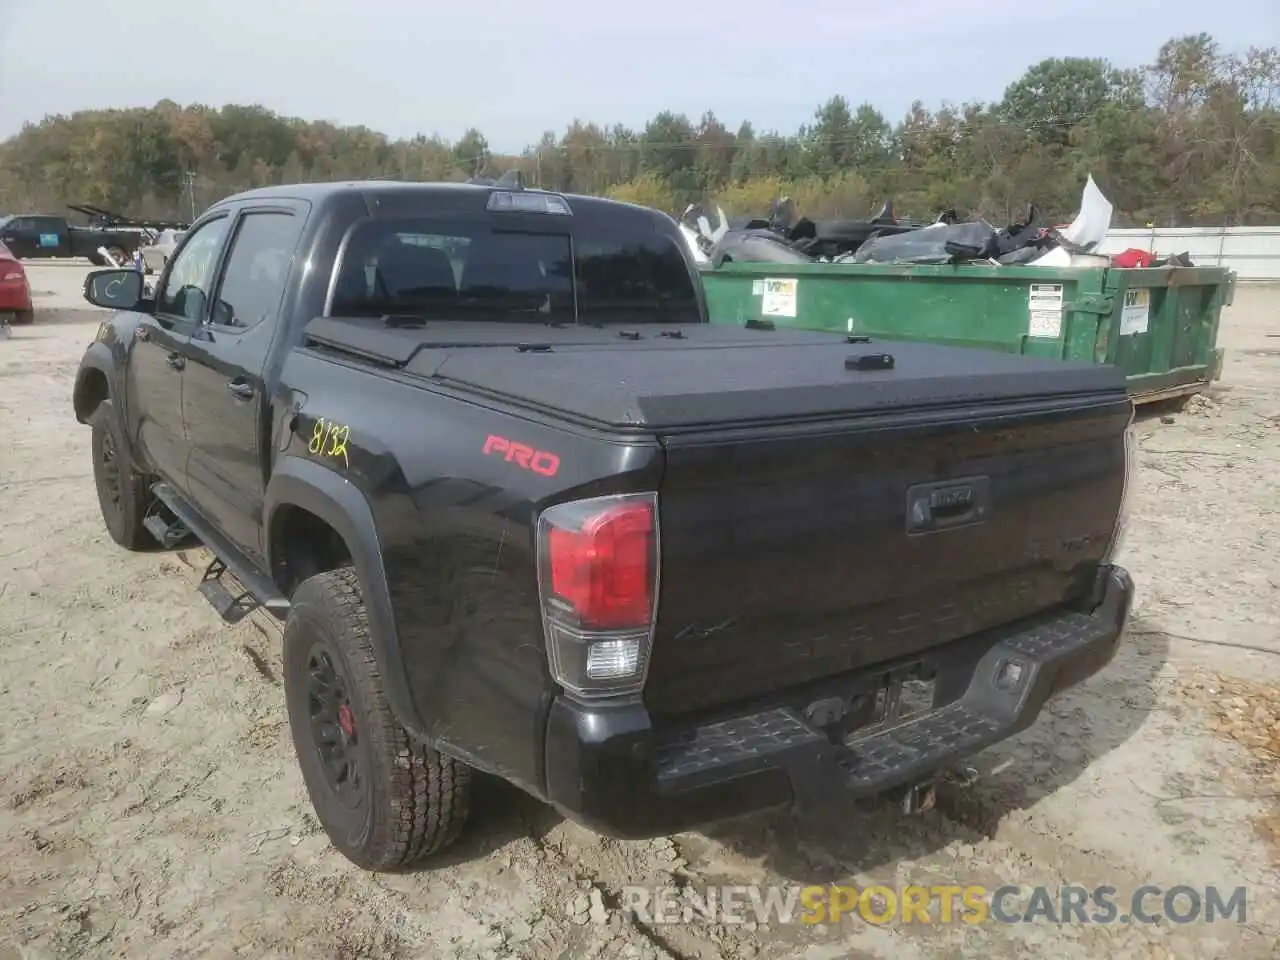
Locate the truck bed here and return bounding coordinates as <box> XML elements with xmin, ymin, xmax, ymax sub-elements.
<box><xmin>302</xmin><ymin>318</ymin><xmax>1125</xmax><ymax>431</ymax></box>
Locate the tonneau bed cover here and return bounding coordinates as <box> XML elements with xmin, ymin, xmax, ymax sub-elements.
<box><xmin>303</xmin><ymin>318</ymin><xmax>1126</xmax><ymax>431</ymax></box>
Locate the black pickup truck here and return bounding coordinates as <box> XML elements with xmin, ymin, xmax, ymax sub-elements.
<box><xmin>0</xmin><ymin>213</ymin><xmax>145</xmax><ymax>264</ymax></box>
<box><xmin>73</xmin><ymin>179</ymin><xmax>1136</xmax><ymax>872</ymax></box>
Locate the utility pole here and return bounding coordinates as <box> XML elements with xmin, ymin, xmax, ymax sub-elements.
<box><xmin>182</xmin><ymin>172</ymin><xmax>197</xmax><ymax>222</ymax></box>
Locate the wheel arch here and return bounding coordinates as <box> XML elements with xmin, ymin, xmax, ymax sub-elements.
<box><xmin>264</xmin><ymin>456</ymin><xmax>424</xmax><ymax>738</ymax></box>
<box><xmin>73</xmin><ymin>345</ymin><xmax>116</xmax><ymax>424</ymax></box>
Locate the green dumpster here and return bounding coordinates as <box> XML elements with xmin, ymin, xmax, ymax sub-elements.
<box><xmin>700</xmin><ymin>261</ymin><xmax>1235</xmax><ymax>405</ymax></box>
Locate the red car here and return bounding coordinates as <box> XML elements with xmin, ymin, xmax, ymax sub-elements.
<box><xmin>0</xmin><ymin>240</ymin><xmax>34</xmax><ymax>325</ymax></box>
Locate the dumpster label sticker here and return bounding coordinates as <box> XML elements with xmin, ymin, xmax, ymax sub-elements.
<box><xmin>1120</xmin><ymin>289</ymin><xmax>1150</xmax><ymax>336</ymax></box>
<box><xmin>1027</xmin><ymin>283</ymin><xmax>1064</xmax><ymax>338</ymax></box>
<box><xmin>761</xmin><ymin>278</ymin><xmax>798</xmax><ymax>318</ymax></box>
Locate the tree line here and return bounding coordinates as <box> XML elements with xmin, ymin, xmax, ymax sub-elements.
<box><xmin>1</xmin><ymin>33</ymin><xmax>1276</xmax><ymax>228</ymax></box>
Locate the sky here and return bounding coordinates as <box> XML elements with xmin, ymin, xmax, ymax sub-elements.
<box><xmin>1</xmin><ymin>0</ymin><xmax>1277</xmax><ymax>152</ymax></box>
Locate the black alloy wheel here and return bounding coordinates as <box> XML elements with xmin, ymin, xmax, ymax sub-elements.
<box><xmin>306</xmin><ymin>644</ymin><xmax>368</xmax><ymax>810</ymax></box>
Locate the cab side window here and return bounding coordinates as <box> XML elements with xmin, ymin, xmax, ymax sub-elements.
<box><xmin>158</xmin><ymin>216</ymin><xmax>231</xmax><ymax>321</ymax></box>
<box><xmin>209</xmin><ymin>212</ymin><xmax>303</xmax><ymax>330</ymax></box>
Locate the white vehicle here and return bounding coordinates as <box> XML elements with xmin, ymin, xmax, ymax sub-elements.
<box><xmin>137</xmin><ymin>228</ymin><xmax>186</xmax><ymax>274</ymax></box>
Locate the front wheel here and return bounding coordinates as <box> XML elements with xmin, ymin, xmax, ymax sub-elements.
<box><xmin>90</xmin><ymin>400</ymin><xmax>151</xmax><ymax>549</ymax></box>
<box><xmin>283</xmin><ymin>567</ymin><xmax>472</xmax><ymax>871</ymax></box>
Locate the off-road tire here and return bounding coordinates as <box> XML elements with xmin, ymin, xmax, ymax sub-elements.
<box><xmin>90</xmin><ymin>399</ymin><xmax>151</xmax><ymax>550</ymax></box>
<box><xmin>283</xmin><ymin>567</ymin><xmax>471</xmax><ymax>871</ymax></box>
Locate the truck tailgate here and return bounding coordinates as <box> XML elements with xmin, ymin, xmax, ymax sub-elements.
<box><xmin>646</xmin><ymin>398</ymin><xmax>1130</xmax><ymax>717</ymax></box>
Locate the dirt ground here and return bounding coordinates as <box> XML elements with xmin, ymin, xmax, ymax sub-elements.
<box><xmin>2</xmin><ymin>262</ymin><xmax>1278</xmax><ymax>960</ymax></box>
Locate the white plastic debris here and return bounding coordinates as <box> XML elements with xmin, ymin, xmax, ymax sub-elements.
<box><xmin>677</xmin><ymin>222</ymin><xmax>710</xmax><ymax>264</ymax></box>
<box><xmin>1059</xmin><ymin>174</ymin><xmax>1114</xmax><ymax>251</ymax></box>
<box><xmin>1030</xmin><ymin>248</ymin><xmax>1112</xmax><ymax>268</ymax></box>
<box><xmin>1030</xmin><ymin>174</ymin><xmax>1114</xmax><ymax>266</ymax></box>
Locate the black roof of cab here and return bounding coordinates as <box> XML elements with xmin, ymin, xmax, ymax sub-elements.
<box><xmin>199</xmin><ymin>179</ymin><xmax>702</xmax><ymax>331</ymax></box>
<box><xmin>207</xmin><ymin>180</ymin><xmax>675</xmax><ymax>231</ymax></box>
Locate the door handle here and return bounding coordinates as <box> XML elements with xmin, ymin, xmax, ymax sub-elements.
<box><xmin>227</xmin><ymin>380</ymin><xmax>254</xmax><ymax>401</ymax></box>
<box><xmin>166</xmin><ymin>353</ymin><xmax>185</xmax><ymax>370</ymax></box>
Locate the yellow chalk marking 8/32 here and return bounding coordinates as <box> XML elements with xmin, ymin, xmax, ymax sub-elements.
<box><xmin>308</xmin><ymin>417</ymin><xmax>351</xmax><ymax>467</ymax></box>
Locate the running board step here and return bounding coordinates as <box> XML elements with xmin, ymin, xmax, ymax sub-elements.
<box><xmin>143</xmin><ymin>512</ymin><xmax>192</xmax><ymax>548</ymax></box>
<box><xmin>150</xmin><ymin>482</ymin><xmax>291</xmax><ymax>622</ymax></box>
<box><xmin>198</xmin><ymin>558</ymin><xmax>260</xmax><ymax>625</ymax></box>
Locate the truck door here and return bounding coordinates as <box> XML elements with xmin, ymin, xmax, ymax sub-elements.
<box><xmin>29</xmin><ymin>216</ymin><xmax>71</xmax><ymax>258</ymax></box>
<box><xmin>126</xmin><ymin>214</ymin><xmax>232</xmax><ymax>494</ymax></box>
<box><xmin>181</xmin><ymin>204</ymin><xmax>307</xmax><ymax>561</ymax></box>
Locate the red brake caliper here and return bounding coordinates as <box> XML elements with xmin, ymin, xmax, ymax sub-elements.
<box><xmin>337</xmin><ymin>703</ymin><xmax>356</xmax><ymax>738</ymax></box>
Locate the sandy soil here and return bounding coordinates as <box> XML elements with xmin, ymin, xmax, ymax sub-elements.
<box><xmin>2</xmin><ymin>262</ymin><xmax>1278</xmax><ymax>959</ymax></box>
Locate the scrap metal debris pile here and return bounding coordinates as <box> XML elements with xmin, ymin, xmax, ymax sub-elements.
<box><xmin>681</xmin><ymin>176</ymin><xmax>1192</xmax><ymax>270</ymax></box>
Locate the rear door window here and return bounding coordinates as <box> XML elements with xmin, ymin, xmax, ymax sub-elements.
<box><xmin>208</xmin><ymin>211</ymin><xmax>303</xmax><ymax>330</ymax></box>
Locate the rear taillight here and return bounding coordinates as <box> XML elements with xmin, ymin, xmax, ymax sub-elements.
<box><xmin>0</xmin><ymin>268</ymin><xmax>22</xmax><ymax>282</ymax></box>
<box><xmin>537</xmin><ymin>492</ymin><xmax>659</xmax><ymax>702</ymax></box>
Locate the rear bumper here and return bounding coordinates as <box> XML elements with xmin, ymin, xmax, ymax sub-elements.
<box><xmin>544</xmin><ymin>565</ymin><xmax>1134</xmax><ymax>839</ymax></box>
<box><xmin>0</xmin><ymin>281</ymin><xmax>32</xmax><ymax>312</ymax></box>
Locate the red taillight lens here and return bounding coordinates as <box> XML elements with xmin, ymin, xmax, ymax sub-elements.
<box><xmin>0</xmin><ymin>268</ymin><xmax>23</xmax><ymax>282</ymax></box>
<box><xmin>548</xmin><ymin>500</ymin><xmax>654</xmax><ymax>629</ymax></box>
<box><xmin>537</xmin><ymin>492</ymin><xmax>660</xmax><ymax>701</ymax></box>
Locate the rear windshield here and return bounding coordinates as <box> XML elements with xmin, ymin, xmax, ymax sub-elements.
<box><xmin>328</xmin><ymin>215</ymin><xmax>700</xmax><ymax>324</ymax></box>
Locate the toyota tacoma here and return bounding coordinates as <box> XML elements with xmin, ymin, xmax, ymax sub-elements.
<box><xmin>73</xmin><ymin>178</ymin><xmax>1135</xmax><ymax>871</ymax></box>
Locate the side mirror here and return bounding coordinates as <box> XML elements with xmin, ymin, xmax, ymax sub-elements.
<box><xmin>83</xmin><ymin>268</ymin><xmax>149</xmax><ymax>312</ymax></box>
<box><xmin>211</xmin><ymin>298</ymin><xmax>236</xmax><ymax>327</ymax></box>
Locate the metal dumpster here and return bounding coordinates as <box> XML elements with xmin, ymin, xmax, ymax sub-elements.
<box><xmin>700</xmin><ymin>261</ymin><xmax>1235</xmax><ymax>405</ymax></box>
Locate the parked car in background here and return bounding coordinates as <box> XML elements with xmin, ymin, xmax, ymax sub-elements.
<box><xmin>0</xmin><ymin>240</ymin><xmax>34</xmax><ymax>325</ymax></box>
<box><xmin>138</xmin><ymin>228</ymin><xmax>186</xmax><ymax>274</ymax></box>
<box><xmin>0</xmin><ymin>213</ymin><xmax>145</xmax><ymax>265</ymax></box>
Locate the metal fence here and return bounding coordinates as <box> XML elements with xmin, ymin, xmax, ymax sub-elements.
<box><xmin>1096</xmin><ymin>226</ymin><xmax>1280</xmax><ymax>282</ymax></box>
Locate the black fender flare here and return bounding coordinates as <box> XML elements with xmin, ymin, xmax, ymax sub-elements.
<box><xmin>263</xmin><ymin>456</ymin><xmax>424</xmax><ymax>739</ymax></box>
<box><xmin>73</xmin><ymin>343</ymin><xmax>148</xmax><ymax>473</ymax></box>
<box><xmin>73</xmin><ymin>342</ymin><xmax>118</xmax><ymax>424</ymax></box>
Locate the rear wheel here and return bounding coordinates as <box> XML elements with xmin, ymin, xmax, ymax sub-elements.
<box><xmin>12</xmin><ymin>310</ymin><xmax>34</xmax><ymax>325</ymax></box>
<box><xmin>90</xmin><ymin>400</ymin><xmax>151</xmax><ymax>550</ymax></box>
<box><xmin>283</xmin><ymin>567</ymin><xmax>472</xmax><ymax>871</ymax></box>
